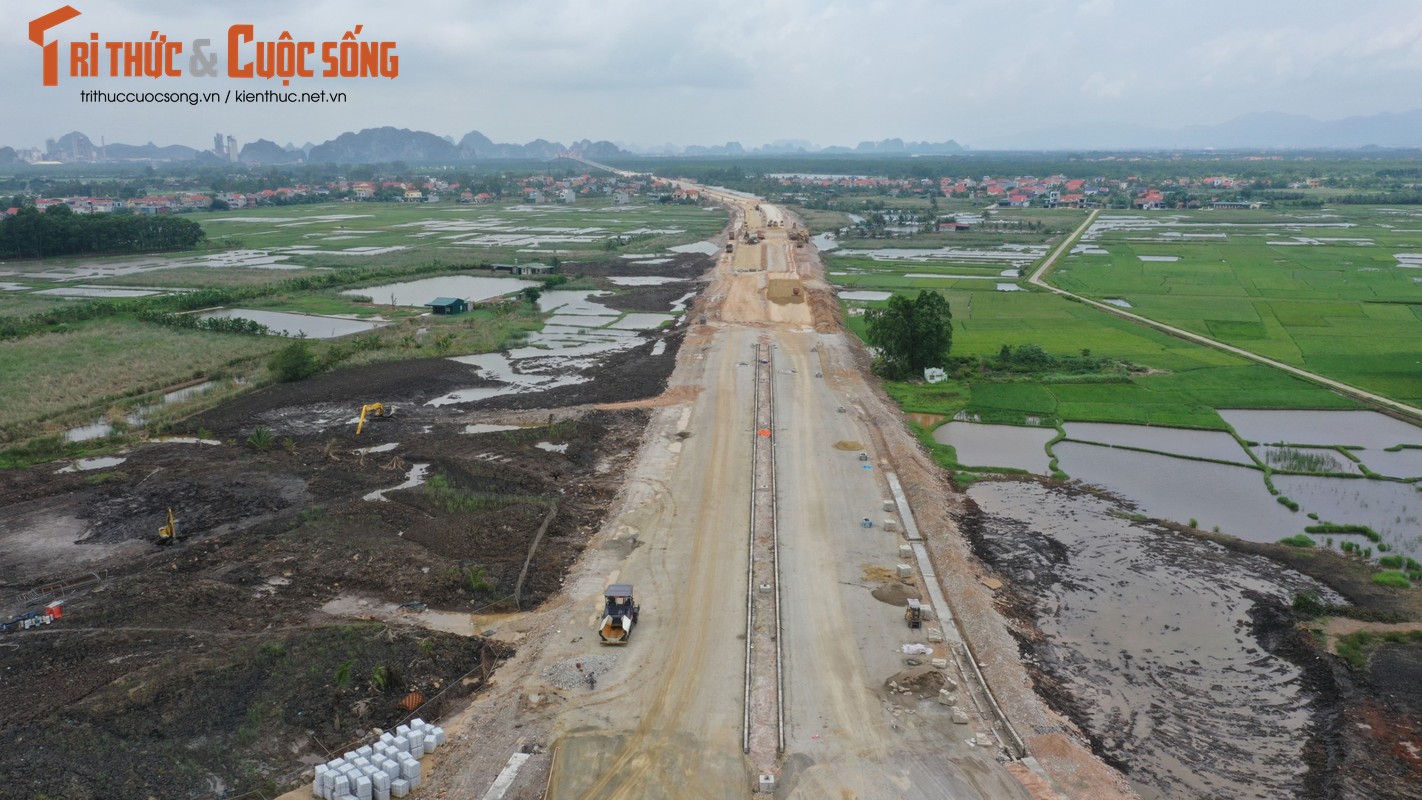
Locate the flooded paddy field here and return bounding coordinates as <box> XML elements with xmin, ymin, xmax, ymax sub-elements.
<box><xmin>934</xmin><ymin>413</ymin><xmax>1422</xmax><ymax>559</ymax></box>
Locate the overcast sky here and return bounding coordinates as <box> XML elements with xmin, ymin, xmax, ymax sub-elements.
<box><xmin>3</xmin><ymin>0</ymin><xmax>1421</xmax><ymax>151</ymax></box>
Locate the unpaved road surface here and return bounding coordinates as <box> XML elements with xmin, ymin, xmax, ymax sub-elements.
<box><xmin>428</xmin><ymin>193</ymin><xmax>1128</xmax><ymax>799</ymax></box>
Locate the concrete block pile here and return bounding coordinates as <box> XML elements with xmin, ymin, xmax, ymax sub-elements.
<box><xmin>312</xmin><ymin>719</ymin><xmax>447</xmax><ymax>800</ymax></box>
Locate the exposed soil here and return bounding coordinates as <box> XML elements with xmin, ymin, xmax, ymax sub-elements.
<box><xmin>960</xmin><ymin>476</ymin><xmax>1422</xmax><ymax>800</ymax></box>
<box><xmin>0</xmin><ymin>273</ymin><xmax>698</xmax><ymax>800</ymax></box>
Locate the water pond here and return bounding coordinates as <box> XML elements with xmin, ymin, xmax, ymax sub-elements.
<box><xmin>200</xmin><ymin>309</ymin><xmax>385</xmax><ymax>339</ymax></box>
<box><xmin>932</xmin><ymin>422</ymin><xmax>1054</xmax><ymax>473</ymax></box>
<box><xmin>348</xmin><ymin>275</ymin><xmax>536</xmax><ymax>306</ymax></box>
<box><xmin>1053</xmin><ymin>442</ymin><xmax>1298</xmax><ymax>541</ymax></box>
<box><xmin>838</xmin><ymin>290</ymin><xmax>892</xmax><ymax>301</ymax></box>
<box><xmin>1220</xmin><ymin>409</ymin><xmax>1422</xmax><ymax>449</ymax></box>
<box><xmin>1063</xmin><ymin>422</ymin><xmax>1250</xmax><ymax>464</ymax></box>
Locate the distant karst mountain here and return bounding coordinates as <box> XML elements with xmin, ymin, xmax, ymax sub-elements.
<box><xmin>987</xmin><ymin>110</ymin><xmax>1422</xmax><ymax>151</ymax></box>
<box><xmin>626</xmin><ymin>137</ymin><xmax>965</xmax><ymax>156</ymax></box>
<box><xmin>9</xmin><ymin>128</ymin><xmax>632</xmax><ymax>165</ymax></box>
<box><xmin>239</xmin><ymin>139</ymin><xmax>303</xmax><ymax>164</ymax></box>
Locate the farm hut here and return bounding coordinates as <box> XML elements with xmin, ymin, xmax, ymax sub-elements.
<box><xmin>425</xmin><ymin>297</ymin><xmax>468</xmax><ymax>315</ymax></box>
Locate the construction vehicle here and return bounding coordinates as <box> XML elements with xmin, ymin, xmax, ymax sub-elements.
<box><xmin>789</xmin><ymin>224</ymin><xmax>811</xmax><ymax>247</ymax></box>
<box><xmin>356</xmin><ymin>402</ymin><xmax>393</xmax><ymax>435</ymax></box>
<box><xmin>156</xmin><ymin>508</ymin><xmax>179</xmax><ymax>546</ymax></box>
<box><xmin>905</xmin><ymin>598</ymin><xmax>923</xmax><ymax>629</ymax></box>
<box><xmin>598</xmin><ymin>583</ymin><xmax>640</xmax><ymax>644</ymax></box>
<box><xmin>725</xmin><ymin>241</ymin><xmax>734</xmax><ymax>253</ymax></box>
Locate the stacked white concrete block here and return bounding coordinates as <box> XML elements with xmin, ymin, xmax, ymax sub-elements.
<box><xmin>314</xmin><ymin>720</ymin><xmax>446</xmax><ymax>798</ymax></box>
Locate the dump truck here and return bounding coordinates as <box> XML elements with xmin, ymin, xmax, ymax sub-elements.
<box><xmin>599</xmin><ymin>583</ymin><xmax>640</xmax><ymax>644</ymax></box>
<box><xmin>905</xmin><ymin>598</ymin><xmax>923</xmax><ymax>629</ymax></box>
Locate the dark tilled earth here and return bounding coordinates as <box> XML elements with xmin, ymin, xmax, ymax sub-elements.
<box><xmin>0</xmin><ymin>266</ymin><xmax>704</xmax><ymax>800</ymax></box>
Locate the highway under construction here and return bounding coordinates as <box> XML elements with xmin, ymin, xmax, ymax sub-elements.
<box><xmin>429</xmin><ymin>187</ymin><xmax>1132</xmax><ymax>799</ymax></box>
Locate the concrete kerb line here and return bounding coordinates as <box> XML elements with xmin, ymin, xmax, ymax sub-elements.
<box><xmin>769</xmin><ymin>341</ymin><xmax>785</xmax><ymax>756</ymax></box>
<box><xmin>742</xmin><ymin>340</ymin><xmax>760</xmax><ymax>755</ymax></box>
<box><xmin>886</xmin><ymin>471</ymin><xmax>1029</xmax><ymax>760</ymax></box>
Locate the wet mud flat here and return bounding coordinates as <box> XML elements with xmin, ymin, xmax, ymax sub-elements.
<box><xmin>960</xmin><ymin>480</ymin><xmax>1337</xmax><ymax>799</ymax></box>
<box><xmin>961</xmin><ymin>478</ymin><xmax>1422</xmax><ymax>800</ymax></box>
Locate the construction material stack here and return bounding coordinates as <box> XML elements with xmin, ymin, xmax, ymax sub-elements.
<box><xmin>312</xmin><ymin>719</ymin><xmax>446</xmax><ymax>800</ymax></box>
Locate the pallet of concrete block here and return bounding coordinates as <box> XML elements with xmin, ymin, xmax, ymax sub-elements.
<box><xmin>313</xmin><ymin>720</ymin><xmax>446</xmax><ymax>798</ymax></box>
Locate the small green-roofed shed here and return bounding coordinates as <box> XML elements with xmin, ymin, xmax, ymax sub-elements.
<box><xmin>426</xmin><ymin>297</ymin><xmax>468</xmax><ymax>315</ymax></box>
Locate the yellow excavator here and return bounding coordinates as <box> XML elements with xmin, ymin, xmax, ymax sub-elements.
<box><xmin>156</xmin><ymin>508</ymin><xmax>179</xmax><ymax>546</ymax></box>
<box><xmin>789</xmin><ymin>224</ymin><xmax>811</xmax><ymax>247</ymax></box>
<box><xmin>355</xmin><ymin>402</ymin><xmax>393</xmax><ymax>435</ymax></box>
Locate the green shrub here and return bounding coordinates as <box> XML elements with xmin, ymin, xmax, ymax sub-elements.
<box><xmin>269</xmin><ymin>339</ymin><xmax>318</xmax><ymax>382</ymax></box>
<box><xmin>1291</xmin><ymin>590</ymin><xmax>1327</xmax><ymax>618</ymax></box>
<box><xmin>247</xmin><ymin>426</ymin><xmax>273</xmax><ymax>451</ymax></box>
<box><xmin>1372</xmin><ymin>570</ymin><xmax>1412</xmax><ymax>589</ymax></box>
<box><xmin>1276</xmin><ymin>496</ymin><xmax>1300</xmax><ymax>512</ymax></box>
<box><xmin>1279</xmin><ymin>534</ymin><xmax>1315</xmax><ymax>548</ymax></box>
<box><xmin>1380</xmin><ymin>555</ymin><xmax>1406</xmax><ymax>569</ymax></box>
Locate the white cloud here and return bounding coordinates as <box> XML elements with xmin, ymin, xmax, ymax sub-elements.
<box><xmin>2</xmin><ymin>0</ymin><xmax>1422</xmax><ymax>149</ymax></box>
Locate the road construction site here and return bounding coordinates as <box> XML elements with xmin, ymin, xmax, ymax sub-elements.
<box><xmin>0</xmin><ymin>190</ymin><xmax>1132</xmax><ymax>800</ymax></box>
<box><xmin>424</xmin><ymin>192</ymin><xmax>1131</xmax><ymax>799</ymax></box>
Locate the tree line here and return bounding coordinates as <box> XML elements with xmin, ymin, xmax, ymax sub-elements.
<box><xmin>0</xmin><ymin>204</ymin><xmax>204</xmax><ymax>259</ymax></box>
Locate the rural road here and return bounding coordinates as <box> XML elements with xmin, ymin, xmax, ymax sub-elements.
<box><xmin>1030</xmin><ymin>209</ymin><xmax>1422</xmax><ymax>421</ymax></box>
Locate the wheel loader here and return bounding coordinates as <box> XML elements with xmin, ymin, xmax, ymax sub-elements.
<box><xmin>598</xmin><ymin>583</ymin><xmax>640</xmax><ymax>644</ymax></box>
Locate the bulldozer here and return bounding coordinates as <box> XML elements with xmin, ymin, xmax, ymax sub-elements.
<box><xmin>598</xmin><ymin>583</ymin><xmax>640</xmax><ymax>644</ymax></box>
<box><xmin>156</xmin><ymin>508</ymin><xmax>179</xmax><ymax>546</ymax></box>
<box><xmin>355</xmin><ymin>402</ymin><xmax>393</xmax><ymax>435</ymax></box>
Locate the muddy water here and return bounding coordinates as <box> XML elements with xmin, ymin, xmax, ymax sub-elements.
<box><xmin>1274</xmin><ymin>474</ymin><xmax>1422</xmax><ymax>557</ymax></box>
<box><xmin>199</xmin><ymin>309</ymin><xmax>384</xmax><ymax>339</ymax></box>
<box><xmin>933</xmin><ymin>421</ymin><xmax>1054</xmax><ymax>473</ymax></box>
<box><xmin>1054</xmin><ymin>442</ymin><xmax>1299</xmax><ymax>541</ymax></box>
<box><xmin>1221</xmin><ymin>409</ymin><xmax>1422</xmax><ymax>449</ymax></box>
<box><xmin>1063</xmin><ymin>421</ymin><xmax>1250</xmax><ymax>464</ymax></box>
<box><xmin>966</xmin><ymin>481</ymin><xmax>1331</xmax><ymax>799</ymax></box>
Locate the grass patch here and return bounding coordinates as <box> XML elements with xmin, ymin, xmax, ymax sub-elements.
<box><xmin>1372</xmin><ymin>570</ymin><xmax>1413</xmax><ymax>589</ymax></box>
<box><xmin>1335</xmin><ymin>629</ymin><xmax>1422</xmax><ymax>670</ymax></box>
<box><xmin>1305</xmin><ymin>523</ymin><xmax>1383</xmax><ymax>542</ymax></box>
<box><xmin>1279</xmin><ymin>533</ymin><xmax>1316</xmax><ymax>548</ymax></box>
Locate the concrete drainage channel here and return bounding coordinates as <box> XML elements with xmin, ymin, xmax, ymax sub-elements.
<box><xmin>884</xmin><ymin>473</ymin><xmax>1029</xmax><ymax>761</ymax></box>
<box><xmin>743</xmin><ymin>338</ymin><xmax>785</xmax><ymax>794</ymax></box>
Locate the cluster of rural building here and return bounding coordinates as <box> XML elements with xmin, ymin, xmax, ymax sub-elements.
<box><xmin>0</xmin><ymin>172</ymin><xmax>668</xmax><ymax>220</ymax></box>
<box><xmin>774</xmin><ymin>173</ymin><xmax>1264</xmax><ymax>210</ymax></box>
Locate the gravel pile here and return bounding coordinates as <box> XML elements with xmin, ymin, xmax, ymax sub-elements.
<box><xmin>543</xmin><ymin>654</ymin><xmax>619</xmax><ymax>690</ymax></box>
